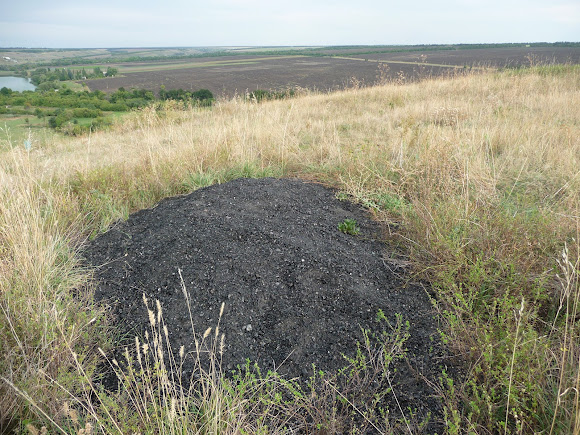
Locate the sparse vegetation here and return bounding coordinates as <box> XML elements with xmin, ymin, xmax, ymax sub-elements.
<box><xmin>1</xmin><ymin>64</ymin><xmax>580</xmax><ymax>433</ymax></box>
<box><xmin>338</xmin><ymin>218</ymin><xmax>360</xmax><ymax>235</ymax></box>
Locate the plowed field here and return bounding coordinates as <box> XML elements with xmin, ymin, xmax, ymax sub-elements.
<box><xmin>83</xmin><ymin>46</ymin><xmax>580</xmax><ymax>97</ymax></box>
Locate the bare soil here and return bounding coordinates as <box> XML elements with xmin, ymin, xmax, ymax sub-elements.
<box><xmin>82</xmin><ymin>47</ymin><xmax>580</xmax><ymax>97</ymax></box>
<box><xmin>83</xmin><ymin>177</ymin><xmax>455</xmax><ymax>431</ymax></box>
<box><xmin>356</xmin><ymin>46</ymin><xmax>580</xmax><ymax>67</ymax></box>
<box><xmin>83</xmin><ymin>56</ymin><xmax>453</xmax><ymax>97</ymax></box>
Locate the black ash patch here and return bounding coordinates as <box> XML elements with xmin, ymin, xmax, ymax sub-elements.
<box><xmin>84</xmin><ymin>177</ymin><xmax>454</xmax><ymax>430</ymax></box>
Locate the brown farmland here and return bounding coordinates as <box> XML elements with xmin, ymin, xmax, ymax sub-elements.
<box><xmin>83</xmin><ymin>56</ymin><xmax>459</xmax><ymax>97</ymax></box>
<box><xmin>352</xmin><ymin>46</ymin><xmax>580</xmax><ymax>67</ymax></box>
<box><xmin>83</xmin><ymin>47</ymin><xmax>580</xmax><ymax>97</ymax></box>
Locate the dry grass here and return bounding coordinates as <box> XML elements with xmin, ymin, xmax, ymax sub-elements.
<box><xmin>0</xmin><ymin>154</ymin><xmax>106</xmax><ymax>432</ymax></box>
<box><xmin>1</xmin><ymin>65</ymin><xmax>579</xmax><ymax>433</ymax></box>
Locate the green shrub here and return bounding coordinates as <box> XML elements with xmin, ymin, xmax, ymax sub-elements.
<box><xmin>338</xmin><ymin>218</ymin><xmax>360</xmax><ymax>235</ymax></box>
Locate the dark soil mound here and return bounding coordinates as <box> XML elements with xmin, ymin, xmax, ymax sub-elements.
<box><xmin>84</xmin><ymin>177</ymin><xmax>452</xmax><ymax>429</ymax></box>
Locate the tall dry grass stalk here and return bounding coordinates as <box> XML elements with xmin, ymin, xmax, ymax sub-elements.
<box><xmin>0</xmin><ymin>151</ymin><xmax>105</xmax><ymax>431</ymax></box>
<box><xmin>547</xmin><ymin>243</ymin><xmax>580</xmax><ymax>435</ymax></box>
<box><xmin>1</xmin><ymin>65</ymin><xmax>579</xmax><ymax>432</ymax></box>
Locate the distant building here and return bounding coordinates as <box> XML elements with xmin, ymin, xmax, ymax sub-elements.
<box><xmin>2</xmin><ymin>56</ymin><xmax>10</xmax><ymax>61</ymax></box>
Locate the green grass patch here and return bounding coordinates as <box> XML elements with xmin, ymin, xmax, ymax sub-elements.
<box><xmin>0</xmin><ymin>115</ymin><xmax>51</xmax><ymax>148</ymax></box>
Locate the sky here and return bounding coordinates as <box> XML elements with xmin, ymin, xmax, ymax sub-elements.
<box><xmin>1</xmin><ymin>0</ymin><xmax>579</xmax><ymax>48</ymax></box>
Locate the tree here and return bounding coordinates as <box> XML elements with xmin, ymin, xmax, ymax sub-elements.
<box><xmin>0</xmin><ymin>87</ymin><xmax>11</xmax><ymax>96</ymax></box>
<box><xmin>192</xmin><ymin>89</ymin><xmax>214</xmax><ymax>102</ymax></box>
<box><xmin>159</xmin><ymin>85</ymin><xmax>166</xmax><ymax>100</ymax></box>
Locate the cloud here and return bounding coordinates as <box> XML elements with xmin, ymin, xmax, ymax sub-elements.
<box><xmin>540</xmin><ymin>3</ymin><xmax>580</xmax><ymax>24</ymax></box>
<box><xmin>1</xmin><ymin>0</ymin><xmax>578</xmax><ymax>48</ymax></box>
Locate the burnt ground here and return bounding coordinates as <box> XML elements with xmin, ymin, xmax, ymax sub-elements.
<box><xmin>83</xmin><ymin>177</ymin><xmax>456</xmax><ymax>431</ymax></box>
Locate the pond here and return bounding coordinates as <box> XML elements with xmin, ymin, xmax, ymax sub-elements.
<box><xmin>0</xmin><ymin>76</ymin><xmax>36</xmax><ymax>92</ymax></box>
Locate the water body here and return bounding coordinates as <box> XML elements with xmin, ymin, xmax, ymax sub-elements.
<box><xmin>0</xmin><ymin>76</ymin><xmax>36</xmax><ymax>92</ymax></box>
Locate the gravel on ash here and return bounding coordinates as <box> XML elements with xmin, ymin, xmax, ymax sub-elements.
<box><xmin>84</xmin><ymin>177</ymin><xmax>454</xmax><ymax>427</ymax></box>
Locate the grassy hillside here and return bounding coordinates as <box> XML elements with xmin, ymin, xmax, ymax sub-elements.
<box><xmin>1</xmin><ymin>65</ymin><xmax>580</xmax><ymax>433</ymax></box>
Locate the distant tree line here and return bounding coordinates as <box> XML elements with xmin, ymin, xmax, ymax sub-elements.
<box><xmin>157</xmin><ymin>86</ymin><xmax>214</xmax><ymax>105</ymax></box>
<box><xmin>0</xmin><ymin>85</ymin><xmax>213</xmax><ymax>135</ymax></box>
<box><xmin>246</xmin><ymin>89</ymin><xmax>296</xmax><ymax>102</ymax></box>
<box><xmin>0</xmin><ymin>86</ymin><xmax>213</xmax><ymax>110</ymax></box>
<box><xmin>29</xmin><ymin>66</ymin><xmax>119</xmax><ymax>85</ymax></box>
